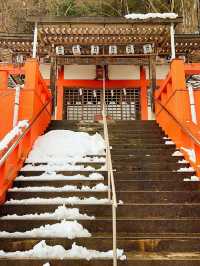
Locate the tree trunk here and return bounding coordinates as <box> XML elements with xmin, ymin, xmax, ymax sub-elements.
<box><xmin>175</xmin><ymin>0</ymin><xmax>199</xmax><ymax>33</ymax></box>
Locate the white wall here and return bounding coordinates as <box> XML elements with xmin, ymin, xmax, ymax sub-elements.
<box><xmin>64</xmin><ymin>65</ymin><xmax>96</xmax><ymax>80</ymax></box>
<box><xmin>108</xmin><ymin>65</ymin><xmax>140</xmax><ymax>80</ymax></box>
<box><xmin>39</xmin><ymin>63</ymin><xmax>170</xmax><ymax>81</ymax></box>
<box><xmin>145</xmin><ymin>64</ymin><xmax>170</xmax><ymax>80</ymax></box>
<box><xmin>40</xmin><ymin>63</ymin><xmax>51</xmax><ymax>79</ymax></box>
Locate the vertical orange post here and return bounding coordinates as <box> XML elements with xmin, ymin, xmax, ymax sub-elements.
<box><xmin>0</xmin><ymin>71</ymin><xmax>8</xmax><ymax>90</ymax></box>
<box><xmin>170</xmin><ymin>60</ymin><xmax>190</xmax><ymax>123</ymax></box>
<box><xmin>56</xmin><ymin>66</ymin><xmax>64</xmax><ymax>120</ymax></box>
<box><xmin>140</xmin><ymin>66</ymin><xmax>148</xmax><ymax>120</ymax></box>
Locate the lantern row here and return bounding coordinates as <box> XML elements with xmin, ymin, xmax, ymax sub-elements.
<box><xmin>55</xmin><ymin>44</ymin><xmax>153</xmax><ymax>56</ymax></box>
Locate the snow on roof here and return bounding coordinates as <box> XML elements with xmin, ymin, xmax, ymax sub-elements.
<box><xmin>125</xmin><ymin>13</ymin><xmax>178</xmax><ymax>20</ymax></box>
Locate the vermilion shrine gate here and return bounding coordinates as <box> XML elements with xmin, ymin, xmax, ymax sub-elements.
<box><xmin>0</xmin><ymin>16</ymin><xmax>200</xmax><ymax>121</ymax></box>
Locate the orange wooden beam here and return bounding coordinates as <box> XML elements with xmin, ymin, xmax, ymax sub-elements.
<box><xmin>185</xmin><ymin>63</ymin><xmax>200</xmax><ymax>75</ymax></box>
<box><xmin>140</xmin><ymin>66</ymin><xmax>148</xmax><ymax>120</ymax></box>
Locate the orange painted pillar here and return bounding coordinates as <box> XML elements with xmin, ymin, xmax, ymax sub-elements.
<box><xmin>170</xmin><ymin>60</ymin><xmax>190</xmax><ymax>123</ymax></box>
<box><xmin>56</xmin><ymin>66</ymin><xmax>64</xmax><ymax>120</ymax></box>
<box><xmin>0</xmin><ymin>71</ymin><xmax>8</xmax><ymax>90</ymax></box>
<box><xmin>140</xmin><ymin>66</ymin><xmax>148</xmax><ymax>120</ymax></box>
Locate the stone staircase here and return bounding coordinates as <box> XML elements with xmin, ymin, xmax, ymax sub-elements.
<box><xmin>0</xmin><ymin>120</ymin><xmax>200</xmax><ymax>265</ymax></box>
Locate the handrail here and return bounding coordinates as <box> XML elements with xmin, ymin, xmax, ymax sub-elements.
<box><xmin>0</xmin><ymin>98</ymin><xmax>52</xmax><ymax>167</ymax></box>
<box><xmin>155</xmin><ymin>89</ymin><xmax>188</xmax><ymax>117</ymax></box>
<box><xmin>101</xmin><ymin>68</ymin><xmax>117</xmax><ymax>266</ymax></box>
<box><xmin>155</xmin><ymin>96</ymin><xmax>200</xmax><ymax>147</ymax></box>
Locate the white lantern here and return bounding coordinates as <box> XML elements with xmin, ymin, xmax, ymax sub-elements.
<box><xmin>91</xmin><ymin>45</ymin><xmax>99</xmax><ymax>55</ymax></box>
<box><xmin>109</xmin><ymin>45</ymin><xmax>117</xmax><ymax>55</ymax></box>
<box><xmin>126</xmin><ymin>45</ymin><xmax>135</xmax><ymax>54</ymax></box>
<box><xmin>143</xmin><ymin>44</ymin><xmax>153</xmax><ymax>54</ymax></box>
<box><xmin>55</xmin><ymin>46</ymin><xmax>64</xmax><ymax>56</ymax></box>
<box><xmin>16</xmin><ymin>54</ymin><xmax>23</xmax><ymax>64</ymax></box>
<box><xmin>72</xmin><ymin>45</ymin><xmax>81</xmax><ymax>55</ymax></box>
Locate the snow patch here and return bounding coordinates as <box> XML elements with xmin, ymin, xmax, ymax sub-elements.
<box><xmin>0</xmin><ymin>240</ymin><xmax>126</xmax><ymax>260</ymax></box>
<box><xmin>26</xmin><ymin>156</ymin><xmax>106</xmax><ymax>164</ymax></box>
<box><xmin>0</xmin><ymin>120</ymin><xmax>29</xmax><ymax>151</ymax></box>
<box><xmin>172</xmin><ymin>151</ymin><xmax>183</xmax><ymax>156</ymax></box>
<box><xmin>125</xmin><ymin>13</ymin><xmax>178</xmax><ymax>20</ymax></box>
<box><xmin>26</xmin><ymin>130</ymin><xmax>105</xmax><ymax>163</ymax></box>
<box><xmin>0</xmin><ymin>205</ymin><xmax>95</xmax><ymax>220</ymax></box>
<box><xmin>5</xmin><ymin>196</ymin><xmax>110</xmax><ymax>205</ymax></box>
<box><xmin>177</xmin><ymin>167</ymin><xmax>195</xmax><ymax>172</ymax></box>
<box><xmin>0</xmin><ymin>220</ymin><xmax>91</xmax><ymax>239</ymax></box>
<box><xmin>181</xmin><ymin>147</ymin><xmax>196</xmax><ymax>163</ymax></box>
<box><xmin>16</xmin><ymin>172</ymin><xmax>104</xmax><ymax>181</ymax></box>
<box><xmin>9</xmin><ymin>183</ymin><xmax>108</xmax><ymax>192</ymax></box>
<box><xmin>178</xmin><ymin>159</ymin><xmax>188</xmax><ymax>164</ymax></box>
<box><xmin>43</xmin><ymin>263</ymin><xmax>50</xmax><ymax>266</ymax></box>
<box><xmin>165</xmin><ymin>141</ymin><xmax>174</xmax><ymax>145</ymax></box>
<box><xmin>184</xmin><ymin>176</ymin><xmax>199</xmax><ymax>182</ymax></box>
<box><xmin>20</xmin><ymin>163</ymin><xmax>104</xmax><ymax>172</ymax></box>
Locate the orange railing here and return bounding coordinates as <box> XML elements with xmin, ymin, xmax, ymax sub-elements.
<box><xmin>155</xmin><ymin>59</ymin><xmax>200</xmax><ymax>176</ymax></box>
<box><xmin>0</xmin><ymin>59</ymin><xmax>52</xmax><ymax>203</ymax></box>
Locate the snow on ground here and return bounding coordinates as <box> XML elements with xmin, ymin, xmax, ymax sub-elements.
<box><xmin>16</xmin><ymin>172</ymin><xmax>104</xmax><ymax>181</ymax></box>
<box><xmin>125</xmin><ymin>13</ymin><xmax>178</xmax><ymax>20</ymax></box>
<box><xmin>0</xmin><ymin>120</ymin><xmax>29</xmax><ymax>151</ymax></box>
<box><xmin>0</xmin><ymin>220</ymin><xmax>91</xmax><ymax>239</ymax></box>
<box><xmin>177</xmin><ymin>167</ymin><xmax>195</xmax><ymax>172</ymax></box>
<box><xmin>0</xmin><ymin>240</ymin><xmax>126</xmax><ymax>260</ymax></box>
<box><xmin>26</xmin><ymin>130</ymin><xmax>105</xmax><ymax>163</ymax></box>
<box><xmin>184</xmin><ymin>176</ymin><xmax>200</xmax><ymax>182</ymax></box>
<box><xmin>181</xmin><ymin>147</ymin><xmax>196</xmax><ymax>163</ymax></box>
<box><xmin>0</xmin><ymin>205</ymin><xmax>95</xmax><ymax>220</ymax></box>
<box><xmin>9</xmin><ymin>183</ymin><xmax>108</xmax><ymax>192</ymax></box>
<box><xmin>172</xmin><ymin>151</ymin><xmax>183</xmax><ymax>156</ymax></box>
<box><xmin>5</xmin><ymin>196</ymin><xmax>110</xmax><ymax>205</ymax></box>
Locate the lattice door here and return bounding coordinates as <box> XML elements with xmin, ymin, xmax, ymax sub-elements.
<box><xmin>63</xmin><ymin>88</ymin><xmax>140</xmax><ymax>121</ymax></box>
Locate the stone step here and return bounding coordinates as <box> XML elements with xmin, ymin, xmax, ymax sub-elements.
<box><xmin>2</xmin><ymin>204</ymin><xmax>200</xmax><ymax>219</ymax></box>
<box><xmin>114</xmin><ymin>163</ymin><xmax>189</xmax><ymax>171</ymax></box>
<box><xmin>18</xmin><ymin>170</ymin><xmax>107</xmax><ymax>177</ymax></box>
<box><xmin>111</xmin><ymin>148</ymin><xmax>176</xmax><ymax>155</ymax></box>
<box><xmin>111</xmin><ymin>143</ymin><xmax>176</xmax><ymax>149</ymax></box>
<box><xmin>6</xmin><ymin>191</ymin><xmax>108</xmax><ymax>200</ymax></box>
<box><xmin>1</xmin><ymin>218</ymin><xmax>200</xmax><ymax>234</ymax></box>
<box><xmin>6</xmin><ymin>191</ymin><xmax>200</xmax><ymax>203</ymax></box>
<box><xmin>112</xmin><ymin>155</ymin><xmax>184</xmax><ymax>163</ymax></box>
<box><xmin>114</xmin><ymin>171</ymin><xmax>195</xmax><ymax>180</ymax></box>
<box><xmin>0</xmin><ymin>257</ymin><xmax>199</xmax><ymax>266</ymax></box>
<box><xmin>2</xmin><ymin>235</ymin><xmax>200</xmax><ymax>253</ymax></box>
<box><xmin>12</xmin><ymin>180</ymin><xmax>200</xmax><ymax>191</ymax></box>
<box><xmin>110</xmin><ymin>139</ymin><xmax>169</xmax><ymax>144</ymax></box>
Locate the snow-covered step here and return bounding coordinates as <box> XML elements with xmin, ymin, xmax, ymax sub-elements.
<box><xmin>13</xmin><ymin>180</ymin><xmax>107</xmax><ymax>188</ymax></box>
<box><xmin>1</xmin><ymin>218</ymin><xmax>200</xmax><ymax>235</ymax></box>
<box><xmin>8</xmin><ymin>183</ymin><xmax>108</xmax><ymax>192</ymax></box>
<box><xmin>16</xmin><ymin>172</ymin><xmax>106</xmax><ymax>180</ymax></box>
<box><xmin>2</xmin><ymin>203</ymin><xmax>200</xmax><ymax>219</ymax></box>
<box><xmin>20</xmin><ymin>164</ymin><xmax>106</xmax><ymax>172</ymax></box>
